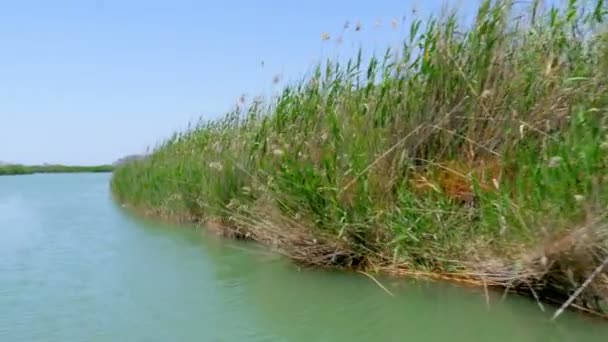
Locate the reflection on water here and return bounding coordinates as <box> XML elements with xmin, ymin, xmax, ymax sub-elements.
<box><xmin>1</xmin><ymin>173</ymin><xmax>607</xmax><ymax>341</ymax></box>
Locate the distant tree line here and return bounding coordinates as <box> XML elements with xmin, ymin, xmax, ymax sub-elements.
<box><xmin>0</xmin><ymin>164</ymin><xmax>114</xmax><ymax>176</ymax></box>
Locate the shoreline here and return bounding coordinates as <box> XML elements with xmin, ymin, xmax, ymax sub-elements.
<box><xmin>114</xmin><ymin>200</ymin><xmax>608</xmax><ymax>321</ymax></box>
<box><xmin>0</xmin><ymin>164</ymin><xmax>114</xmax><ymax>176</ymax></box>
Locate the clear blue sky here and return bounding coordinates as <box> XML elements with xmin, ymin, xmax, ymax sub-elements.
<box><xmin>0</xmin><ymin>0</ymin><xmax>474</xmax><ymax>165</ymax></box>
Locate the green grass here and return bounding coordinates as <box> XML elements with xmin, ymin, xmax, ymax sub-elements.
<box><xmin>112</xmin><ymin>0</ymin><xmax>608</xmax><ymax>316</ymax></box>
<box><xmin>0</xmin><ymin>164</ymin><xmax>114</xmax><ymax>176</ymax></box>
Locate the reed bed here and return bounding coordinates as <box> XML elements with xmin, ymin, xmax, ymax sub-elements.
<box><xmin>112</xmin><ymin>0</ymin><xmax>608</xmax><ymax>318</ymax></box>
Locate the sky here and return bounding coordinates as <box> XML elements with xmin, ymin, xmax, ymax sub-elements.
<box><xmin>0</xmin><ymin>0</ymin><xmax>475</xmax><ymax>165</ymax></box>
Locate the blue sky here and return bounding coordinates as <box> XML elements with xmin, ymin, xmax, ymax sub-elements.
<box><xmin>0</xmin><ymin>0</ymin><xmax>474</xmax><ymax>165</ymax></box>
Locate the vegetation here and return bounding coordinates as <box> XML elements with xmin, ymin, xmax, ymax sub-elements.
<box><xmin>0</xmin><ymin>164</ymin><xmax>114</xmax><ymax>175</ymax></box>
<box><xmin>112</xmin><ymin>0</ymin><xmax>608</xmax><ymax>318</ymax></box>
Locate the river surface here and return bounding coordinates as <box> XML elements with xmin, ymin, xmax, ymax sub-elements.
<box><xmin>1</xmin><ymin>173</ymin><xmax>607</xmax><ymax>341</ymax></box>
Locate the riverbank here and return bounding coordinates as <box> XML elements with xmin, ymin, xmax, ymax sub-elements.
<box><xmin>111</xmin><ymin>1</ymin><xmax>608</xmax><ymax>318</ymax></box>
<box><xmin>0</xmin><ymin>164</ymin><xmax>114</xmax><ymax>176</ymax></box>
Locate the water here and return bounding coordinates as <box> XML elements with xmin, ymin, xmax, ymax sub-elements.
<box><xmin>1</xmin><ymin>173</ymin><xmax>607</xmax><ymax>341</ymax></box>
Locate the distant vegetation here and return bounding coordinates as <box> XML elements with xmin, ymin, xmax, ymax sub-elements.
<box><xmin>113</xmin><ymin>154</ymin><xmax>146</xmax><ymax>166</ymax></box>
<box><xmin>0</xmin><ymin>164</ymin><xmax>114</xmax><ymax>176</ymax></box>
<box><xmin>112</xmin><ymin>0</ymin><xmax>608</xmax><ymax>318</ymax></box>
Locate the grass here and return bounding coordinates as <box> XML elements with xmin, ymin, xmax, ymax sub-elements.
<box><xmin>112</xmin><ymin>0</ymin><xmax>608</xmax><ymax>318</ymax></box>
<box><xmin>0</xmin><ymin>164</ymin><xmax>114</xmax><ymax>176</ymax></box>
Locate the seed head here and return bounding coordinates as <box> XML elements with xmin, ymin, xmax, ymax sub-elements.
<box><xmin>492</xmin><ymin>178</ymin><xmax>500</xmax><ymax>190</ymax></box>
<box><xmin>208</xmin><ymin>161</ymin><xmax>223</xmax><ymax>171</ymax></box>
<box><xmin>481</xmin><ymin>89</ymin><xmax>493</xmax><ymax>98</ymax></box>
<box><xmin>391</xmin><ymin>18</ymin><xmax>398</xmax><ymax>30</ymax></box>
<box><xmin>548</xmin><ymin>156</ymin><xmax>563</xmax><ymax>168</ymax></box>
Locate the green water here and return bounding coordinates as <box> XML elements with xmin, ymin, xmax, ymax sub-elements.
<box><xmin>1</xmin><ymin>173</ymin><xmax>607</xmax><ymax>341</ymax></box>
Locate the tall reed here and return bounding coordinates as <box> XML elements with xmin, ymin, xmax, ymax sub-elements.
<box><xmin>113</xmin><ymin>0</ymin><xmax>608</xmax><ymax>316</ymax></box>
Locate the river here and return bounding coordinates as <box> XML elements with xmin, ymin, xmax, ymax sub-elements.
<box><xmin>1</xmin><ymin>173</ymin><xmax>607</xmax><ymax>341</ymax></box>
